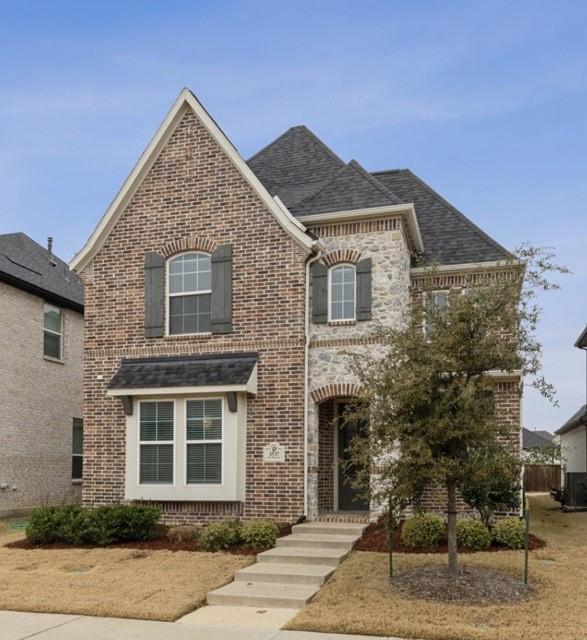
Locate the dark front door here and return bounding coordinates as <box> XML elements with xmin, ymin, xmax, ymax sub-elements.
<box><xmin>337</xmin><ymin>402</ymin><xmax>369</xmax><ymax>511</ymax></box>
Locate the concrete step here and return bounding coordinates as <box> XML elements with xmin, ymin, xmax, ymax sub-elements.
<box><xmin>207</xmin><ymin>581</ymin><xmax>318</xmax><ymax>609</ymax></box>
<box><xmin>277</xmin><ymin>533</ymin><xmax>356</xmax><ymax>550</ymax></box>
<box><xmin>292</xmin><ymin>522</ymin><xmax>367</xmax><ymax>537</ymax></box>
<box><xmin>234</xmin><ymin>562</ymin><xmax>335</xmax><ymax>586</ymax></box>
<box><xmin>257</xmin><ymin>546</ymin><xmax>348</xmax><ymax>566</ymax></box>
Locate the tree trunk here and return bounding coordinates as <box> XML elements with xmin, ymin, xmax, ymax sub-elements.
<box><xmin>447</xmin><ymin>481</ymin><xmax>458</xmax><ymax>581</ymax></box>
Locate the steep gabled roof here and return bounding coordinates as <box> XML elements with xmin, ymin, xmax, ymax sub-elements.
<box><xmin>373</xmin><ymin>169</ymin><xmax>511</xmax><ymax>266</ymax></box>
<box><xmin>70</xmin><ymin>89</ymin><xmax>315</xmax><ymax>272</ymax></box>
<box><xmin>247</xmin><ymin>125</ymin><xmax>346</xmax><ymax>210</ymax></box>
<box><xmin>575</xmin><ymin>325</ymin><xmax>587</xmax><ymax>349</ymax></box>
<box><xmin>0</xmin><ymin>233</ymin><xmax>83</xmax><ymax>311</ymax></box>
<box><xmin>292</xmin><ymin>160</ymin><xmax>402</xmax><ymax>216</ymax></box>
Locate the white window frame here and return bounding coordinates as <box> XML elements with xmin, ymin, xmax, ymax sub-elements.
<box><xmin>328</xmin><ymin>263</ymin><xmax>356</xmax><ymax>322</ymax></box>
<box><xmin>166</xmin><ymin>251</ymin><xmax>212</xmax><ymax>337</ymax></box>
<box><xmin>43</xmin><ymin>302</ymin><xmax>63</xmax><ymax>361</ymax></box>
<box><xmin>137</xmin><ymin>399</ymin><xmax>176</xmax><ymax>486</ymax></box>
<box><xmin>184</xmin><ymin>397</ymin><xmax>224</xmax><ymax>487</ymax></box>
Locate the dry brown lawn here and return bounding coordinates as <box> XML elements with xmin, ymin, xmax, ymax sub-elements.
<box><xmin>288</xmin><ymin>494</ymin><xmax>587</xmax><ymax>640</ymax></box>
<box><xmin>0</xmin><ymin>532</ymin><xmax>252</xmax><ymax>621</ymax></box>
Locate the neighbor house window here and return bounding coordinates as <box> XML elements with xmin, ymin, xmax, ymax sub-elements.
<box><xmin>72</xmin><ymin>418</ymin><xmax>83</xmax><ymax>480</ymax></box>
<box><xmin>168</xmin><ymin>252</ymin><xmax>211</xmax><ymax>335</ymax></box>
<box><xmin>43</xmin><ymin>303</ymin><xmax>62</xmax><ymax>359</ymax></box>
<box><xmin>139</xmin><ymin>401</ymin><xmax>174</xmax><ymax>484</ymax></box>
<box><xmin>329</xmin><ymin>264</ymin><xmax>356</xmax><ymax>321</ymax></box>
<box><xmin>186</xmin><ymin>399</ymin><xmax>222</xmax><ymax>484</ymax></box>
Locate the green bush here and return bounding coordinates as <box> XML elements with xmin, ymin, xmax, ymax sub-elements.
<box><xmin>456</xmin><ymin>518</ymin><xmax>491</xmax><ymax>550</ymax></box>
<box><xmin>241</xmin><ymin>519</ymin><xmax>279</xmax><ymax>549</ymax></box>
<box><xmin>401</xmin><ymin>514</ymin><xmax>445</xmax><ymax>548</ymax></box>
<box><xmin>492</xmin><ymin>517</ymin><xmax>525</xmax><ymax>549</ymax></box>
<box><xmin>199</xmin><ymin>519</ymin><xmax>242</xmax><ymax>551</ymax></box>
<box><xmin>25</xmin><ymin>504</ymin><xmax>160</xmax><ymax>546</ymax></box>
<box><xmin>167</xmin><ymin>525</ymin><xmax>199</xmax><ymax>543</ymax></box>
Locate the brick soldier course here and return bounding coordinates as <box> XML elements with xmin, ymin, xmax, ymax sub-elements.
<box><xmin>71</xmin><ymin>88</ymin><xmax>522</xmax><ymax>525</ymax></box>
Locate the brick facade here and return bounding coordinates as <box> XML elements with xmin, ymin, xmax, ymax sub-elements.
<box><xmin>80</xmin><ymin>109</ymin><xmax>309</xmax><ymax>523</ymax></box>
<box><xmin>0</xmin><ymin>281</ymin><xmax>83</xmax><ymax>516</ymax></box>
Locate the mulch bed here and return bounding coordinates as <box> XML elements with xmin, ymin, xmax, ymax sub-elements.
<box><xmin>5</xmin><ymin>522</ymin><xmax>292</xmax><ymax>556</ymax></box>
<box><xmin>390</xmin><ymin>564</ymin><xmax>535</xmax><ymax>603</ymax></box>
<box><xmin>354</xmin><ymin>518</ymin><xmax>546</xmax><ymax>554</ymax></box>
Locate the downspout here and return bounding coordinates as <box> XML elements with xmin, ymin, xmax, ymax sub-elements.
<box><xmin>304</xmin><ymin>245</ymin><xmax>323</xmax><ymax>518</ymax></box>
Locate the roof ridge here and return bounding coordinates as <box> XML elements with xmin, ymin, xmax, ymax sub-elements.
<box><xmin>247</xmin><ymin>125</ymin><xmax>301</xmax><ymax>163</ymax></box>
<box><xmin>401</xmin><ymin>169</ymin><xmax>512</xmax><ymax>259</ymax></box>
<box><xmin>292</xmin><ymin>161</ymin><xmax>351</xmax><ymax>210</ymax></box>
<box><xmin>349</xmin><ymin>160</ymin><xmax>402</xmax><ymax>204</ymax></box>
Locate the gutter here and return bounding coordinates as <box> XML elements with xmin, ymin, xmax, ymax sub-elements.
<box><xmin>303</xmin><ymin>245</ymin><xmax>323</xmax><ymax>518</ymax></box>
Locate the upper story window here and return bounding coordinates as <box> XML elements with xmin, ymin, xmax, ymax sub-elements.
<box><xmin>167</xmin><ymin>253</ymin><xmax>211</xmax><ymax>335</ymax></box>
<box><xmin>43</xmin><ymin>303</ymin><xmax>62</xmax><ymax>360</ymax></box>
<box><xmin>329</xmin><ymin>264</ymin><xmax>356</xmax><ymax>322</ymax></box>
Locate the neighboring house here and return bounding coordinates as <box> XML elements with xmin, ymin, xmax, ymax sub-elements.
<box><xmin>0</xmin><ymin>233</ymin><xmax>84</xmax><ymax>516</ymax></box>
<box><xmin>522</xmin><ymin>428</ymin><xmax>559</xmax><ymax>463</ymax></box>
<box><xmin>70</xmin><ymin>88</ymin><xmax>521</xmax><ymax>524</ymax></box>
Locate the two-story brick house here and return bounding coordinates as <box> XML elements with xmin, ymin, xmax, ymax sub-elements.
<box><xmin>71</xmin><ymin>89</ymin><xmax>521</xmax><ymax>524</ymax></box>
<box><xmin>0</xmin><ymin>233</ymin><xmax>84</xmax><ymax>516</ymax></box>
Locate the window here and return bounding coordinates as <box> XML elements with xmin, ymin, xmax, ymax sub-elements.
<box><xmin>168</xmin><ymin>253</ymin><xmax>211</xmax><ymax>335</ymax></box>
<box><xmin>139</xmin><ymin>401</ymin><xmax>174</xmax><ymax>484</ymax></box>
<box><xmin>72</xmin><ymin>418</ymin><xmax>83</xmax><ymax>480</ymax></box>
<box><xmin>428</xmin><ymin>290</ymin><xmax>449</xmax><ymax>314</ymax></box>
<box><xmin>43</xmin><ymin>303</ymin><xmax>62</xmax><ymax>359</ymax></box>
<box><xmin>186</xmin><ymin>399</ymin><xmax>222</xmax><ymax>484</ymax></box>
<box><xmin>329</xmin><ymin>264</ymin><xmax>356</xmax><ymax>321</ymax></box>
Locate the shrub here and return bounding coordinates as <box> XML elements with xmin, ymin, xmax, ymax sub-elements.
<box><xmin>199</xmin><ymin>519</ymin><xmax>242</xmax><ymax>551</ymax></box>
<box><xmin>401</xmin><ymin>514</ymin><xmax>445</xmax><ymax>548</ymax></box>
<box><xmin>167</xmin><ymin>525</ymin><xmax>199</xmax><ymax>543</ymax></box>
<box><xmin>456</xmin><ymin>518</ymin><xmax>491</xmax><ymax>550</ymax></box>
<box><xmin>25</xmin><ymin>504</ymin><xmax>160</xmax><ymax>546</ymax></box>
<box><xmin>492</xmin><ymin>517</ymin><xmax>525</xmax><ymax>549</ymax></box>
<box><xmin>241</xmin><ymin>520</ymin><xmax>279</xmax><ymax>549</ymax></box>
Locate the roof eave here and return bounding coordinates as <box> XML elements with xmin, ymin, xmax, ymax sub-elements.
<box><xmin>70</xmin><ymin>89</ymin><xmax>315</xmax><ymax>273</ymax></box>
<box><xmin>0</xmin><ymin>271</ymin><xmax>84</xmax><ymax>313</ymax></box>
<box><xmin>574</xmin><ymin>325</ymin><xmax>587</xmax><ymax>349</ymax></box>
<box><xmin>296</xmin><ymin>203</ymin><xmax>424</xmax><ymax>254</ymax></box>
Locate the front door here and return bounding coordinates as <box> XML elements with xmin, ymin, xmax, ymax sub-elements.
<box><xmin>337</xmin><ymin>402</ymin><xmax>369</xmax><ymax>511</ymax></box>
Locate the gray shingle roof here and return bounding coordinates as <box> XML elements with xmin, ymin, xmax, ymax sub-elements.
<box><xmin>108</xmin><ymin>353</ymin><xmax>258</xmax><ymax>390</ymax></box>
<box><xmin>248</xmin><ymin>126</ymin><xmax>511</xmax><ymax>266</ymax></box>
<box><xmin>373</xmin><ymin>169</ymin><xmax>511</xmax><ymax>266</ymax></box>
<box><xmin>0</xmin><ymin>233</ymin><xmax>84</xmax><ymax>311</ymax></box>
<box><xmin>523</xmin><ymin>428</ymin><xmax>555</xmax><ymax>449</ymax></box>
<box><xmin>575</xmin><ymin>325</ymin><xmax>587</xmax><ymax>349</ymax></box>
<box><xmin>556</xmin><ymin>405</ymin><xmax>587</xmax><ymax>436</ymax></box>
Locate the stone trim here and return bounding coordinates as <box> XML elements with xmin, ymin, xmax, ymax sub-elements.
<box><xmin>322</xmin><ymin>248</ymin><xmax>362</xmax><ymax>267</ymax></box>
<box><xmin>410</xmin><ymin>268</ymin><xmax>515</xmax><ymax>290</ymax></box>
<box><xmin>160</xmin><ymin>236</ymin><xmax>218</xmax><ymax>258</ymax></box>
<box><xmin>309</xmin><ymin>217</ymin><xmax>401</xmax><ymax>237</ymax></box>
<box><xmin>309</xmin><ymin>336</ymin><xmax>386</xmax><ymax>348</ymax></box>
<box><xmin>311</xmin><ymin>383</ymin><xmax>363</xmax><ymax>403</ymax></box>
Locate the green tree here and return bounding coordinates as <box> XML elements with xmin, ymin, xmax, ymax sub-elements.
<box><xmin>346</xmin><ymin>247</ymin><xmax>566</xmax><ymax>581</ymax></box>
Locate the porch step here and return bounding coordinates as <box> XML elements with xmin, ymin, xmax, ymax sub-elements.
<box><xmin>256</xmin><ymin>546</ymin><xmax>349</xmax><ymax>566</ymax></box>
<box><xmin>235</xmin><ymin>562</ymin><xmax>335</xmax><ymax>586</ymax></box>
<box><xmin>277</xmin><ymin>533</ymin><xmax>356</xmax><ymax>550</ymax></box>
<box><xmin>292</xmin><ymin>522</ymin><xmax>367</xmax><ymax>537</ymax></box>
<box><xmin>207</xmin><ymin>581</ymin><xmax>318</xmax><ymax>609</ymax></box>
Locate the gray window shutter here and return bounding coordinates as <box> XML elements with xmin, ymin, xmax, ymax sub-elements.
<box><xmin>211</xmin><ymin>245</ymin><xmax>232</xmax><ymax>334</ymax></box>
<box><xmin>356</xmin><ymin>258</ymin><xmax>372</xmax><ymax>321</ymax></box>
<box><xmin>311</xmin><ymin>262</ymin><xmax>327</xmax><ymax>323</ymax></box>
<box><xmin>144</xmin><ymin>252</ymin><xmax>165</xmax><ymax>337</ymax></box>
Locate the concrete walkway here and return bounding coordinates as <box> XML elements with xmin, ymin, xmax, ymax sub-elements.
<box><xmin>0</xmin><ymin>610</ymin><xmax>407</xmax><ymax>640</ymax></box>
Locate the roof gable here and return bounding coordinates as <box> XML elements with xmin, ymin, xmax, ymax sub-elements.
<box><xmin>522</xmin><ymin>428</ymin><xmax>555</xmax><ymax>449</ymax></box>
<box><xmin>0</xmin><ymin>233</ymin><xmax>83</xmax><ymax>310</ymax></box>
<box><xmin>70</xmin><ymin>89</ymin><xmax>314</xmax><ymax>272</ymax></box>
<box><xmin>373</xmin><ymin>169</ymin><xmax>511</xmax><ymax>266</ymax></box>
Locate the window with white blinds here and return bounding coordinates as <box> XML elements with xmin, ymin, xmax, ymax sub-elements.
<box><xmin>139</xmin><ymin>401</ymin><xmax>174</xmax><ymax>484</ymax></box>
<box><xmin>186</xmin><ymin>399</ymin><xmax>222</xmax><ymax>484</ymax></box>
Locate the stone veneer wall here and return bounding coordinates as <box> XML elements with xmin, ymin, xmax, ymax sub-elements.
<box><xmin>306</xmin><ymin>218</ymin><xmax>412</xmax><ymax>520</ymax></box>
<box><xmin>0</xmin><ymin>281</ymin><xmax>83</xmax><ymax>516</ymax></box>
<box><xmin>80</xmin><ymin>109</ymin><xmax>309</xmax><ymax>524</ymax></box>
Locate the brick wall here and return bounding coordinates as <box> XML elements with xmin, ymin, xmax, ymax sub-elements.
<box><xmin>0</xmin><ymin>281</ymin><xmax>83</xmax><ymax>515</ymax></box>
<box><xmin>318</xmin><ymin>400</ymin><xmax>335</xmax><ymax>512</ymax></box>
<box><xmin>80</xmin><ymin>109</ymin><xmax>309</xmax><ymax>523</ymax></box>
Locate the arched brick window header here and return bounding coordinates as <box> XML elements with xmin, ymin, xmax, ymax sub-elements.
<box><xmin>311</xmin><ymin>383</ymin><xmax>364</xmax><ymax>404</ymax></box>
<box><xmin>160</xmin><ymin>236</ymin><xmax>218</xmax><ymax>259</ymax></box>
<box><xmin>322</xmin><ymin>248</ymin><xmax>362</xmax><ymax>268</ymax></box>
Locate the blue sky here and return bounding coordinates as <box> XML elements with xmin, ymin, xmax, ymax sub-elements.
<box><xmin>1</xmin><ymin>1</ymin><xmax>586</xmax><ymax>431</ymax></box>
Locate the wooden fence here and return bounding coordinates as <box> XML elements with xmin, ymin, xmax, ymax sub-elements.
<box><xmin>524</xmin><ymin>464</ymin><xmax>561</xmax><ymax>492</ymax></box>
